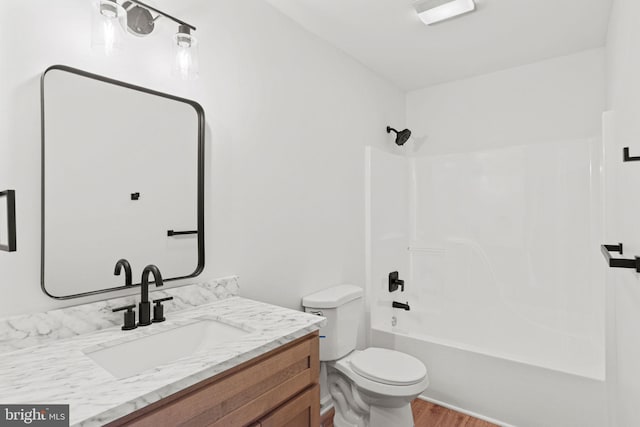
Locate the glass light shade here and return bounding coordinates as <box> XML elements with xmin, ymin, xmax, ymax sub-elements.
<box><xmin>414</xmin><ymin>0</ymin><xmax>476</xmax><ymax>25</ymax></box>
<box><xmin>173</xmin><ymin>31</ymin><xmax>199</xmax><ymax>80</ymax></box>
<box><xmin>91</xmin><ymin>0</ymin><xmax>127</xmax><ymax>56</ymax></box>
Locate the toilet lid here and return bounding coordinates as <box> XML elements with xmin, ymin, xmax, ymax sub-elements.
<box><xmin>350</xmin><ymin>348</ymin><xmax>427</xmax><ymax>386</ymax></box>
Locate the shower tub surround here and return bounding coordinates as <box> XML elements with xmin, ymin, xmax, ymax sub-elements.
<box><xmin>0</xmin><ymin>277</ymin><xmax>326</xmax><ymax>426</ymax></box>
<box><xmin>366</xmin><ymin>143</ymin><xmax>607</xmax><ymax>426</ymax></box>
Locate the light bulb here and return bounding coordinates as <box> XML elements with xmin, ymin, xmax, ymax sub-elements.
<box><xmin>173</xmin><ymin>25</ymin><xmax>199</xmax><ymax>80</ymax></box>
<box><xmin>102</xmin><ymin>19</ymin><xmax>116</xmax><ymax>55</ymax></box>
<box><xmin>176</xmin><ymin>49</ymin><xmax>193</xmax><ymax>79</ymax></box>
<box><xmin>92</xmin><ymin>0</ymin><xmax>127</xmax><ymax>56</ymax></box>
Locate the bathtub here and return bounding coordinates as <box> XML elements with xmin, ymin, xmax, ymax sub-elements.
<box><xmin>370</xmin><ymin>325</ymin><xmax>606</xmax><ymax>427</ymax></box>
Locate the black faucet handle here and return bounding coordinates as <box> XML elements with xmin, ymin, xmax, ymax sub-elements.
<box><xmin>152</xmin><ymin>296</ymin><xmax>173</xmax><ymax>323</ymax></box>
<box><xmin>112</xmin><ymin>304</ymin><xmax>137</xmax><ymax>330</ymax></box>
<box><xmin>112</xmin><ymin>304</ymin><xmax>136</xmax><ymax>312</ymax></box>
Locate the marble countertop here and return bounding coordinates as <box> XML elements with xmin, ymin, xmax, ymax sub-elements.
<box><xmin>0</xmin><ymin>296</ymin><xmax>326</xmax><ymax>426</ymax></box>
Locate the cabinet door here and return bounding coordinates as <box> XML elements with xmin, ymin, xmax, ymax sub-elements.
<box><xmin>260</xmin><ymin>385</ymin><xmax>320</xmax><ymax>427</ymax></box>
<box><xmin>107</xmin><ymin>333</ymin><xmax>319</xmax><ymax>427</ymax></box>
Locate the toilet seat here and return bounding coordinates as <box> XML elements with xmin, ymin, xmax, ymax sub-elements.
<box><xmin>331</xmin><ymin>352</ymin><xmax>429</xmax><ymax>398</ymax></box>
<box><xmin>350</xmin><ymin>348</ymin><xmax>427</xmax><ymax>386</ymax></box>
<box><xmin>328</xmin><ymin>348</ymin><xmax>429</xmax><ymax>426</ymax></box>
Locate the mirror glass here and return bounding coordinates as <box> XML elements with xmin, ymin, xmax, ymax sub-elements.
<box><xmin>41</xmin><ymin>66</ymin><xmax>204</xmax><ymax>299</ymax></box>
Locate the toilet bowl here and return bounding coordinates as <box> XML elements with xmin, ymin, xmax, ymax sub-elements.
<box><xmin>327</xmin><ymin>348</ymin><xmax>429</xmax><ymax>427</ymax></box>
<box><xmin>302</xmin><ymin>285</ymin><xmax>429</xmax><ymax>427</ymax></box>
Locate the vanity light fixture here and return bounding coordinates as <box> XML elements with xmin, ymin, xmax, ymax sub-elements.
<box><xmin>414</xmin><ymin>0</ymin><xmax>476</xmax><ymax>25</ymax></box>
<box><xmin>91</xmin><ymin>0</ymin><xmax>199</xmax><ymax>79</ymax></box>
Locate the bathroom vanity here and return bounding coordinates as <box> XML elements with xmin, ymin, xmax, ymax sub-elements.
<box><xmin>0</xmin><ymin>280</ymin><xmax>325</xmax><ymax>426</ymax></box>
<box><xmin>108</xmin><ymin>332</ymin><xmax>319</xmax><ymax>427</ymax></box>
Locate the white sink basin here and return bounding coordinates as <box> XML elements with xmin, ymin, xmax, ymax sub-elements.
<box><xmin>84</xmin><ymin>319</ymin><xmax>250</xmax><ymax>379</ymax></box>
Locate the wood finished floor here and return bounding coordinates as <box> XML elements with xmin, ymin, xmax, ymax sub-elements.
<box><xmin>412</xmin><ymin>399</ymin><xmax>499</xmax><ymax>427</ymax></box>
<box><xmin>320</xmin><ymin>399</ymin><xmax>498</xmax><ymax>427</ymax></box>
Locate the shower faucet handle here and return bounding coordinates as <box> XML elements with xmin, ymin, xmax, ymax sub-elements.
<box><xmin>389</xmin><ymin>271</ymin><xmax>405</xmax><ymax>292</ymax></box>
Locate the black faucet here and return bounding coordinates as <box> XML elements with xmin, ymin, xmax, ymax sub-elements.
<box><xmin>114</xmin><ymin>259</ymin><xmax>133</xmax><ymax>287</ymax></box>
<box><xmin>138</xmin><ymin>265</ymin><xmax>164</xmax><ymax>326</ymax></box>
<box><xmin>392</xmin><ymin>301</ymin><xmax>410</xmax><ymax>311</ymax></box>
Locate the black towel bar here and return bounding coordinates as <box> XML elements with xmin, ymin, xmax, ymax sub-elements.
<box><xmin>623</xmin><ymin>147</ymin><xmax>640</xmax><ymax>162</ymax></box>
<box><xmin>167</xmin><ymin>230</ymin><xmax>198</xmax><ymax>237</ymax></box>
<box><xmin>0</xmin><ymin>190</ymin><xmax>16</xmax><ymax>252</ymax></box>
<box><xmin>601</xmin><ymin>243</ymin><xmax>640</xmax><ymax>272</ymax></box>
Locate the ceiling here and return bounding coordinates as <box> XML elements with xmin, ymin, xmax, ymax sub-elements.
<box><xmin>265</xmin><ymin>0</ymin><xmax>613</xmax><ymax>91</ymax></box>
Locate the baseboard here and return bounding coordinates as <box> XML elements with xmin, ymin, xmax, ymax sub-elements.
<box><xmin>417</xmin><ymin>395</ymin><xmax>515</xmax><ymax>427</ymax></box>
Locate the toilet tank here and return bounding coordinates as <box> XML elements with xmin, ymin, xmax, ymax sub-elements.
<box><xmin>302</xmin><ymin>285</ymin><xmax>363</xmax><ymax>361</ymax></box>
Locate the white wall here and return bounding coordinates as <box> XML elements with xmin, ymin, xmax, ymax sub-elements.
<box><xmin>0</xmin><ymin>0</ymin><xmax>405</xmax><ymax>319</ymax></box>
<box><xmin>605</xmin><ymin>1</ymin><xmax>640</xmax><ymax>425</ymax></box>
<box><xmin>406</xmin><ymin>48</ymin><xmax>606</xmax><ymax>156</ymax></box>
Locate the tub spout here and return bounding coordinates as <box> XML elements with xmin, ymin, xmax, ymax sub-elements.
<box><xmin>392</xmin><ymin>301</ymin><xmax>410</xmax><ymax>311</ymax></box>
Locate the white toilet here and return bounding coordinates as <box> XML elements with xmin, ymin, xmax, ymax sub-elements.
<box><xmin>303</xmin><ymin>285</ymin><xmax>429</xmax><ymax>427</ymax></box>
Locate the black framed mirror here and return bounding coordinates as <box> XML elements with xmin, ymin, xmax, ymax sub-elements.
<box><xmin>41</xmin><ymin>65</ymin><xmax>205</xmax><ymax>299</ymax></box>
<box><xmin>0</xmin><ymin>190</ymin><xmax>17</xmax><ymax>252</ymax></box>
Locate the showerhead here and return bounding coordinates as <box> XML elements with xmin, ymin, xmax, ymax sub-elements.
<box><xmin>387</xmin><ymin>126</ymin><xmax>412</xmax><ymax>146</ymax></box>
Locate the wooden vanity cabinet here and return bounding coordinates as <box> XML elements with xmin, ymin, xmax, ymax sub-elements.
<box><xmin>107</xmin><ymin>332</ymin><xmax>320</xmax><ymax>427</ymax></box>
<box><xmin>251</xmin><ymin>384</ymin><xmax>319</xmax><ymax>427</ymax></box>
